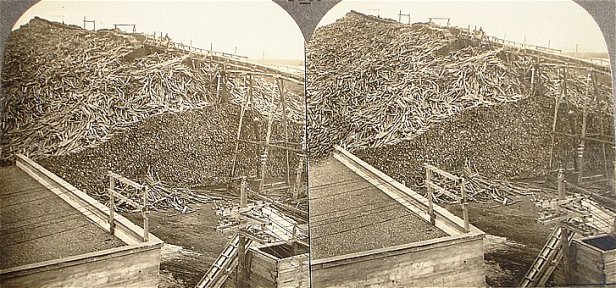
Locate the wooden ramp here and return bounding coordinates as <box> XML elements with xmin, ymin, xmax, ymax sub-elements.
<box><xmin>195</xmin><ymin>235</ymin><xmax>252</xmax><ymax>288</ymax></box>
<box><xmin>519</xmin><ymin>227</ymin><xmax>575</xmax><ymax>287</ymax></box>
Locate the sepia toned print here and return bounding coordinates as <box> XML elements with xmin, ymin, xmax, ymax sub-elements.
<box><xmin>0</xmin><ymin>1</ymin><xmax>308</xmax><ymax>288</ymax></box>
<box><xmin>306</xmin><ymin>2</ymin><xmax>614</xmax><ymax>287</ymax></box>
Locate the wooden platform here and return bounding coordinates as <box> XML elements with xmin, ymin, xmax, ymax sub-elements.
<box><xmin>309</xmin><ymin>146</ymin><xmax>486</xmax><ymax>287</ymax></box>
<box><xmin>0</xmin><ymin>166</ymin><xmax>125</xmax><ymax>269</ymax></box>
<box><xmin>0</xmin><ymin>155</ymin><xmax>164</xmax><ymax>288</ymax></box>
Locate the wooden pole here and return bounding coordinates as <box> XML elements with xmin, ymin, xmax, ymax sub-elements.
<box><xmin>143</xmin><ymin>185</ymin><xmax>149</xmax><ymax>242</ymax></box>
<box><xmin>277</xmin><ymin>78</ymin><xmax>291</xmax><ymax>186</ymax></box>
<box><xmin>547</xmin><ymin>68</ymin><xmax>563</xmax><ymax>171</ymax></box>
<box><xmin>461</xmin><ymin>178</ymin><xmax>470</xmax><ymax>233</ymax></box>
<box><xmin>293</xmin><ymin>156</ymin><xmax>303</xmax><ymax>199</ymax></box>
<box><xmin>230</xmin><ymin>76</ymin><xmax>252</xmax><ymax>179</ymax></box>
<box><xmin>238</xmin><ymin>232</ymin><xmax>247</xmax><ymax>288</ymax></box>
<box><xmin>108</xmin><ymin>173</ymin><xmax>115</xmax><ymax>235</ymax></box>
<box><xmin>237</xmin><ymin>180</ymin><xmax>249</xmax><ymax>288</ymax></box>
<box><xmin>240</xmin><ymin>176</ymin><xmax>247</xmax><ymax>208</ymax></box>
<box><xmin>259</xmin><ymin>87</ymin><xmax>276</xmax><ymax>193</ymax></box>
<box><xmin>558</xmin><ymin>167</ymin><xmax>565</xmax><ymax>200</ymax></box>
<box><xmin>577</xmin><ymin>73</ymin><xmax>590</xmax><ymax>184</ymax></box>
<box><xmin>592</xmin><ymin>71</ymin><xmax>610</xmax><ymax>180</ymax></box>
<box><xmin>426</xmin><ymin>167</ymin><xmax>435</xmax><ymax>225</ymax></box>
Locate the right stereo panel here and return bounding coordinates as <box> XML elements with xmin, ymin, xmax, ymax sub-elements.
<box><xmin>306</xmin><ymin>2</ymin><xmax>615</xmax><ymax>287</ymax></box>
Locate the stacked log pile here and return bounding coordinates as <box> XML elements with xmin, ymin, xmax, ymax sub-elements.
<box><xmin>1</xmin><ymin>17</ymin><xmax>303</xmax><ymax>160</ymax></box>
<box><xmin>37</xmin><ymin>103</ymin><xmax>303</xmax><ymax>200</ymax></box>
<box><xmin>356</xmin><ymin>94</ymin><xmax>613</xmax><ymax>188</ymax></box>
<box><xmin>307</xmin><ymin>11</ymin><xmax>613</xmax><ymax>157</ymax></box>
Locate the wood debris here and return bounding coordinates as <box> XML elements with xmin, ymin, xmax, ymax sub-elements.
<box><xmin>110</xmin><ymin>170</ymin><xmax>218</xmax><ymax>214</ymax></box>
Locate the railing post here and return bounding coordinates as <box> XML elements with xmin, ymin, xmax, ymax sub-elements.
<box><xmin>425</xmin><ymin>165</ymin><xmax>435</xmax><ymax>225</ymax></box>
<box><xmin>461</xmin><ymin>178</ymin><xmax>470</xmax><ymax>232</ymax></box>
<box><xmin>108</xmin><ymin>172</ymin><xmax>115</xmax><ymax>235</ymax></box>
<box><xmin>240</xmin><ymin>176</ymin><xmax>247</xmax><ymax>208</ymax></box>
<box><xmin>143</xmin><ymin>185</ymin><xmax>149</xmax><ymax>242</ymax></box>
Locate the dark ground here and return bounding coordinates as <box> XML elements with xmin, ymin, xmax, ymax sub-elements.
<box><xmin>122</xmin><ymin>202</ymin><xmax>234</xmax><ymax>288</ymax></box>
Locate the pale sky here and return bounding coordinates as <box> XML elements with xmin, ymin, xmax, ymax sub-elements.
<box><xmin>318</xmin><ymin>0</ymin><xmax>609</xmax><ymax>53</ymax></box>
<box><xmin>13</xmin><ymin>0</ymin><xmax>306</xmax><ymax>60</ymax></box>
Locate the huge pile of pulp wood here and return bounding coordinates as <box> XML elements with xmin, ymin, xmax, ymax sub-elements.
<box><xmin>1</xmin><ymin>17</ymin><xmax>303</xmax><ymax>160</ymax></box>
<box><xmin>355</xmin><ymin>95</ymin><xmax>613</xmax><ymax>188</ymax></box>
<box><xmin>307</xmin><ymin>11</ymin><xmax>612</xmax><ymax>157</ymax></box>
<box><xmin>37</xmin><ymin>96</ymin><xmax>303</xmax><ymax>199</ymax></box>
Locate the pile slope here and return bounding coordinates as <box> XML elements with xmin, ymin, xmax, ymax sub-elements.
<box><xmin>38</xmin><ymin>103</ymin><xmax>302</xmax><ymax>198</ymax></box>
<box><xmin>307</xmin><ymin>11</ymin><xmax>612</xmax><ymax>157</ymax></box>
<box><xmin>355</xmin><ymin>94</ymin><xmax>613</xmax><ymax>187</ymax></box>
<box><xmin>1</xmin><ymin>17</ymin><xmax>304</xmax><ymax>160</ymax></box>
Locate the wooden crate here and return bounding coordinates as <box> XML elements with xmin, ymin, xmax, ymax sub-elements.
<box><xmin>247</xmin><ymin>241</ymin><xmax>310</xmax><ymax>288</ymax></box>
<box><xmin>572</xmin><ymin>234</ymin><xmax>616</xmax><ymax>285</ymax></box>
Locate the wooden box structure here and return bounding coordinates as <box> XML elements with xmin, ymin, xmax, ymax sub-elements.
<box><xmin>310</xmin><ymin>146</ymin><xmax>486</xmax><ymax>287</ymax></box>
<box><xmin>0</xmin><ymin>154</ymin><xmax>163</xmax><ymax>288</ymax></box>
<box><xmin>246</xmin><ymin>241</ymin><xmax>310</xmax><ymax>288</ymax></box>
<box><xmin>572</xmin><ymin>234</ymin><xmax>616</xmax><ymax>286</ymax></box>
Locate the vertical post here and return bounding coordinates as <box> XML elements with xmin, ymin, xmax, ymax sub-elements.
<box><xmin>593</xmin><ymin>71</ymin><xmax>610</xmax><ymax>180</ymax></box>
<box><xmin>461</xmin><ymin>178</ymin><xmax>470</xmax><ymax>233</ymax></box>
<box><xmin>237</xmin><ymin>231</ymin><xmax>247</xmax><ymax>288</ymax></box>
<box><xmin>277</xmin><ymin>78</ymin><xmax>291</xmax><ymax>186</ymax></box>
<box><xmin>577</xmin><ymin>73</ymin><xmax>590</xmax><ymax>184</ymax></box>
<box><xmin>399</xmin><ymin>10</ymin><xmax>401</xmax><ymax>23</ymax></box>
<box><xmin>143</xmin><ymin>185</ymin><xmax>149</xmax><ymax>242</ymax></box>
<box><xmin>561</xmin><ymin>223</ymin><xmax>573</xmax><ymax>284</ymax></box>
<box><xmin>230</xmin><ymin>76</ymin><xmax>251</xmax><ymax>180</ymax></box>
<box><xmin>216</xmin><ymin>74</ymin><xmax>221</xmax><ymax>98</ymax></box>
<box><xmin>558</xmin><ymin>167</ymin><xmax>565</xmax><ymax>200</ymax></box>
<box><xmin>240</xmin><ymin>176</ymin><xmax>247</xmax><ymax>208</ymax></box>
<box><xmin>530</xmin><ymin>66</ymin><xmax>536</xmax><ymax>95</ymax></box>
<box><xmin>293</xmin><ymin>156</ymin><xmax>303</xmax><ymax>199</ymax></box>
<box><xmin>108</xmin><ymin>173</ymin><xmax>115</xmax><ymax>235</ymax></box>
<box><xmin>548</xmin><ymin>68</ymin><xmax>564</xmax><ymax>171</ymax></box>
<box><xmin>259</xmin><ymin>89</ymin><xmax>275</xmax><ymax>193</ymax></box>
<box><xmin>425</xmin><ymin>166</ymin><xmax>435</xmax><ymax>225</ymax></box>
<box><xmin>613</xmin><ymin>159</ymin><xmax>616</xmax><ymax>197</ymax></box>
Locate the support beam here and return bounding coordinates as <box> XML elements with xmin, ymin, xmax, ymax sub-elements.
<box><xmin>259</xmin><ymin>95</ymin><xmax>275</xmax><ymax>193</ymax></box>
<box><xmin>577</xmin><ymin>73</ymin><xmax>590</xmax><ymax>183</ymax></box>
<box><xmin>277</xmin><ymin>78</ymin><xmax>291</xmax><ymax>186</ymax></box>
<box><xmin>142</xmin><ymin>186</ymin><xmax>149</xmax><ymax>242</ymax></box>
<box><xmin>230</xmin><ymin>76</ymin><xmax>252</xmax><ymax>179</ymax></box>
<box><xmin>548</xmin><ymin>68</ymin><xmax>564</xmax><ymax>171</ymax></box>
<box><xmin>108</xmin><ymin>174</ymin><xmax>116</xmax><ymax>235</ymax></box>
<box><xmin>553</xmin><ymin>132</ymin><xmax>615</xmax><ymax>145</ymax></box>
<box><xmin>461</xmin><ymin>178</ymin><xmax>470</xmax><ymax>233</ymax></box>
<box><xmin>426</xmin><ymin>167</ymin><xmax>436</xmax><ymax>225</ymax></box>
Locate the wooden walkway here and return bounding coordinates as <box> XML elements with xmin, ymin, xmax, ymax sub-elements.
<box><xmin>0</xmin><ymin>165</ymin><xmax>124</xmax><ymax>270</ymax></box>
<box><xmin>309</xmin><ymin>156</ymin><xmax>447</xmax><ymax>260</ymax></box>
